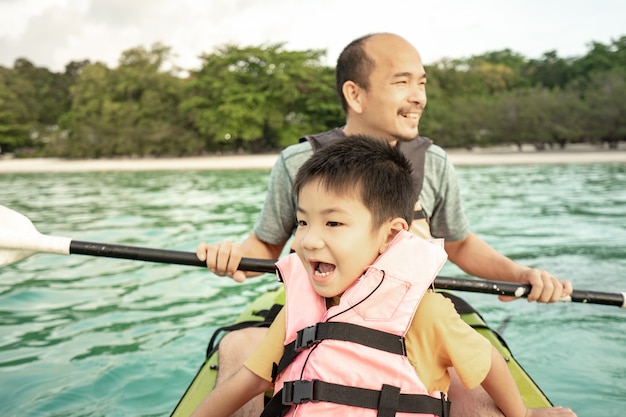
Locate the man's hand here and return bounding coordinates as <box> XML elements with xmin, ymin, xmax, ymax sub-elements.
<box><xmin>500</xmin><ymin>268</ymin><xmax>573</xmax><ymax>303</ymax></box>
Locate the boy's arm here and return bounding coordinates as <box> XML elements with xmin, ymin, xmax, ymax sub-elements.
<box><xmin>481</xmin><ymin>347</ymin><xmax>577</xmax><ymax>417</ymax></box>
<box><xmin>480</xmin><ymin>347</ymin><xmax>527</xmax><ymax>417</ymax></box>
<box><xmin>190</xmin><ymin>365</ymin><xmax>272</xmax><ymax>417</ymax></box>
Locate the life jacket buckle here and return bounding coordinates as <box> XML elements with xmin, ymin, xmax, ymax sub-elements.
<box><xmin>295</xmin><ymin>324</ymin><xmax>319</xmax><ymax>351</ymax></box>
<box><xmin>282</xmin><ymin>379</ymin><xmax>319</xmax><ymax>405</ymax></box>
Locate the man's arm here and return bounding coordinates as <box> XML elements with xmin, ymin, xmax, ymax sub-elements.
<box><xmin>444</xmin><ymin>232</ymin><xmax>573</xmax><ymax>302</ymax></box>
<box><xmin>197</xmin><ymin>232</ymin><xmax>284</xmax><ymax>282</ymax></box>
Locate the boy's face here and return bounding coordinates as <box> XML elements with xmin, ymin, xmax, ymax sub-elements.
<box><xmin>293</xmin><ymin>179</ymin><xmax>392</xmax><ymax>299</ymax></box>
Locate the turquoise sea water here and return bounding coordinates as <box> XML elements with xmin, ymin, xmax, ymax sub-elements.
<box><xmin>1</xmin><ymin>163</ymin><xmax>625</xmax><ymax>416</ymax></box>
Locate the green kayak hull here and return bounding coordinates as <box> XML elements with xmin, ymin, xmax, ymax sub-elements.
<box><xmin>170</xmin><ymin>288</ymin><xmax>551</xmax><ymax>416</ymax></box>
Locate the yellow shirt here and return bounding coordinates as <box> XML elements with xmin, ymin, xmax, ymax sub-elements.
<box><xmin>244</xmin><ymin>290</ymin><xmax>492</xmax><ymax>393</ymax></box>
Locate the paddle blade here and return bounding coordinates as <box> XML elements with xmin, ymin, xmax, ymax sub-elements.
<box><xmin>0</xmin><ymin>247</ymin><xmax>36</xmax><ymax>266</ymax></box>
<box><xmin>0</xmin><ymin>205</ymin><xmax>71</xmax><ymax>266</ymax></box>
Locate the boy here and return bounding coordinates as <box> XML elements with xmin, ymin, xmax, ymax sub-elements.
<box><xmin>192</xmin><ymin>135</ymin><xmax>576</xmax><ymax>417</ymax></box>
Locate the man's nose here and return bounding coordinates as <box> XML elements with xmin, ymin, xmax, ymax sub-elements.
<box><xmin>409</xmin><ymin>82</ymin><xmax>426</xmax><ymax>105</ymax></box>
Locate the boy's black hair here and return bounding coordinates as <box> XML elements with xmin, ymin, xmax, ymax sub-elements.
<box><xmin>293</xmin><ymin>135</ymin><xmax>416</xmax><ymax>228</ymax></box>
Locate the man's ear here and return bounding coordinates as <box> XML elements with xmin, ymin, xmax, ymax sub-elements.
<box><xmin>342</xmin><ymin>81</ymin><xmax>365</xmax><ymax>114</ymax></box>
<box><xmin>379</xmin><ymin>218</ymin><xmax>409</xmax><ymax>253</ymax></box>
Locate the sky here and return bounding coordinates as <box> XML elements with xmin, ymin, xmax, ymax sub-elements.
<box><xmin>0</xmin><ymin>0</ymin><xmax>624</xmax><ymax>74</ymax></box>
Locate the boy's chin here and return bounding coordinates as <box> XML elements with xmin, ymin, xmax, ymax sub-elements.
<box><xmin>313</xmin><ymin>287</ymin><xmax>336</xmax><ymax>299</ymax></box>
<box><xmin>312</xmin><ymin>284</ymin><xmax>340</xmax><ymax>299</ymax></box>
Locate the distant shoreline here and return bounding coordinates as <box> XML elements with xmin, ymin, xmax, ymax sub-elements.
<box><xmin>1</xmin><ymin>146</ymin><xmax>625</xmax><ymax>174</ymax></box>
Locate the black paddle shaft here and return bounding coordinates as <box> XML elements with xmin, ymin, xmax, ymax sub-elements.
<box><xmin>68</xmin><ymin>240</ymin><xmax>624</xmax><ymax>308</ymax></box>
<box><xmin>70</xmin><ymin>240</ymin><xmax>277</xmax><ymax>272</ymax></box>
<box><xmin>433</xmin><ymin>276</ymin><xmax>625</xmax><ymax>308</ymax></box>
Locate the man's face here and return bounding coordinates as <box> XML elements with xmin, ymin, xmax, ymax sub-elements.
<box><xmin>358</xmin><ymin>35</ymin><xmax>428</xmax><ymax>143</ymax></box>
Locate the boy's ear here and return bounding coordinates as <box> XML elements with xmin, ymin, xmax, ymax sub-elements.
<box><xmin>379</xmin><ymin>218</ymin><xmax>409</xmax><ymax>253</ymax></box>
<box><xmin>342</xmin><ymin>81</ymin><xmax>365</xmax><ymax>114</ymax></box>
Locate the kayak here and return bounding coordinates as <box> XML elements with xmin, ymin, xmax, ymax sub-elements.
<box><xmin>170</xmin><ymin>288</ymin><xmax>552</xmax><ymax>416</ymax></box>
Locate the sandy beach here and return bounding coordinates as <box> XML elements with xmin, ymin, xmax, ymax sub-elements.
<box><xmin>1</xmin><ymin>145</ymin><xmax>625</xmax><ymax>173</ymax></box>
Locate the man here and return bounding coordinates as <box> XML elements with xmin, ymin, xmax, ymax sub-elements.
<box><xmin>197</xmin><ymin>33</ymin><xmax>573</xmax><ymax>417</ymax></box>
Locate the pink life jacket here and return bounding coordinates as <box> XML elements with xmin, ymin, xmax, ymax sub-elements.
<box><xmin>269</xmin><ymin>230</ymin><xmax>450</xmax><ymax>417</ymax></box>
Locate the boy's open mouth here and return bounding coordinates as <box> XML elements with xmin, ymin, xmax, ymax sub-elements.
<box><xmin>312</xmin><ymin>261</ymin><xmax>335</xmax><ymax>278</ymax></box>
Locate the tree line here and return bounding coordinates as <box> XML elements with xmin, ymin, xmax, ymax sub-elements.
<box><xmin>0</xmin><ymin>36</ymin><xmax>624</xmax><ymax>158</ymax></box>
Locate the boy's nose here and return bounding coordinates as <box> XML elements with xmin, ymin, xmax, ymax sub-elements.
<box><xmin>301</xmin><ymin>229</ymin><xmax>325</xmax><ymax>250</ymax></box>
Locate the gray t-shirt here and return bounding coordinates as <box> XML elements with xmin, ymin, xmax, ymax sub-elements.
<box><xmin>254</xmin><ymin>140</ymin><xmax>470</xmax><ymax>246</ymax></box>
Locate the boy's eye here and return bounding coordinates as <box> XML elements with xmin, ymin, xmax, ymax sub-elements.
<box><xmin>297</xmin><ymin>220</ymin><xmax>307</xmax><ymax>227</ymax></box>
<box><xmin>326</xmin><ymin>221</ymin><xmax>341</xmax><ymax>227</ymax></box>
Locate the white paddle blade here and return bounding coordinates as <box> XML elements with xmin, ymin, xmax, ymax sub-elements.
<box><xmin>0</xmin><ymin>205</ymin><xmax>71</xmax><ymax>266</ymax></box>
<box><xmin>0</xmin><ymin>246</ymin><xmax>38</xmax><ymax>266</ymax></box>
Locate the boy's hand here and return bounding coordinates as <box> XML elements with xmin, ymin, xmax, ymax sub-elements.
<box><xmin>196</xmin><ymin>241</ymin><xmax>247</xmax><ymax>283</ymax></box>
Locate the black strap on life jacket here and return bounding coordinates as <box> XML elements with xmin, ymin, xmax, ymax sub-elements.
<box><xmin>300</xmin><ymin>129</ymin><xmax>432</xmax><ymax>221</ymax></box>
<box><xmin>271</xmin><ymin>321</ymin><xmax>406</xmax><ymax>382</ymax></box>
<box><xmin>261</xmin><ymin>380</ymin><xmax>450</xmax><ymax>417</ymax></box>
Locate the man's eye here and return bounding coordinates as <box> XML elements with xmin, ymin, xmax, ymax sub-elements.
<box><xmin>326</xmin><ymin>221</ymin><xmax>341</xmax><ymax>227</ymax></box>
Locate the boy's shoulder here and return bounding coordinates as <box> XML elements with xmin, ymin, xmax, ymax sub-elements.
<box><xmin>413</xmin><ymin>291</ymin><xmax>458</xmax><ymax>325</ymax></box>
<box><xmin>419</xmin><ymin>290</ymin><xmax>455</xmax><ymax>309</ymax></box>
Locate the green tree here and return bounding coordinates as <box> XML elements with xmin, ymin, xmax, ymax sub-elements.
<box><xmin>480</xmin><ymin>87</ymin><xmax>586</xmax><ymax>150</ymax></box>
<box><xmin>426</xmin><ymin>50</ymin><xmax>529</xmax><ymax>100</ymax></box>
<box><xmin>483</xmin><ymin>89</ymin><xmax>549</xmax><ymax>150</ymax></box>
<box><xmin>578</xmin><ymin>70</ymin><xmax>626</xmax><ymax>148</ymax></box>
<box><xmin>51</xmin><ymin>43</ymin><xmax>201</xmax><ymax>157</ymax></box>
<box><xmin>466</xmin><ymin>49</ymin><xmax>531</xmax><ymax>91</ymax></box>
<box><xmin>13</xmin><ymin>58</ymin><xmax>74</xmax><ymax>126</ymax></box>
<box><xmin>541</xmin><ymin>87</ymin><xmax>586</xmax><ymax>148</ymax></box>
<box><xmin>569</xmin><ymin>37</ymin><xmax>626</xmax><ymax>86</ymax></box>
<box><xmin>426</xmin><ymin>59</ymin><xmax>490</xmax><ymax>97</ymax></box>
<box><xmin>183</xmin><ymin>43</ymin><xmax>342</xmax><ymax>152</ymax></box>
<box><xmin>526</xmin><ymin>51</ymin><xmax>575</xmax><ymax>89</ymax></box>
<box><xmin>0</xmin><ymin>67</ymin><xmax>37</xmax><ymax>153</ymax></box>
